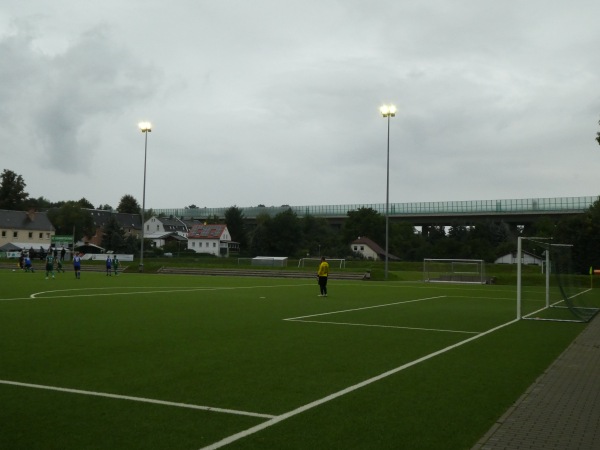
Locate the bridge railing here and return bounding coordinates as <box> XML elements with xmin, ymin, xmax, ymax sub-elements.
<box><xmin>153</xmin><ymin>196</ymin><xmax>597</xmax><ymax>219</ymax></box>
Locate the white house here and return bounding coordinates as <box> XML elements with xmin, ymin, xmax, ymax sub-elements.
<box><xmin>187</xmin><ymin>224</ymin><xmax>234</xmax><ymax>257</ymax></box>
<box><xmin>350</xmin><ymin>236</ymin><xmax>399</xmax><ymax>261</ymax></box>
<box><xmin>495</xmin><ymin>251</ymin><xmax>544</xmax><ymax>266</ymax></box>
<box><xmin>144</xmin><ymin>216</ymin><xmax>188</xmax><ymax>238</ymax></box>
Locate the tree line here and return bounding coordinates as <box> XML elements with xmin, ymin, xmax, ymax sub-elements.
<box><xmin>3</xmin><ymin>168</ymin><xmax>600</xmax><ymax>272</ymax></box>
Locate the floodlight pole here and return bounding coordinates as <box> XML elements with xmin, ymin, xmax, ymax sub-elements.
<box><xmin>380</xmin><ymin>104</ymin><xmax>396</xmax><ymax>280</ymax></box>
<box><xmin>138</xmin><ymin>122</ymin><xmax>152</xmax><ymax>272</ymax></box>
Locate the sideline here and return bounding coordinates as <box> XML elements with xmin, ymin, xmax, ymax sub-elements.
<box><xmin>199</xmin><ymin>317</ymin><xmax>520</xmax><ymax>449</ymax></box>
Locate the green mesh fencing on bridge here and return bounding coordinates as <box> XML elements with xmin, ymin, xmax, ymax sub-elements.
<box><xmin>153</xmin><ymin>196</ymin><xmax>597</xmax><ymax>219</ymax></box>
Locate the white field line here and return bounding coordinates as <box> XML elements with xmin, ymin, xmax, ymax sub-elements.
<box><xmin>0</xmin><ymin>379</ymin><xmax>275</xmax><ymax>419</ymax></box>
<box><xmin>284</xmin><ymin>295</ymin><xmax>447</xmax><ymax>321</ymax></box>
<box><xmin>522</xmin><ymin>288</ymin><xmax>593</xmax><ymax>319</ymax></box>
<box><xmin>284</xmin><ymin>295</ymin><xmax>482</xmax><ymax>334</ymax></box>
<box><xmin>0</xmin><ymin>283</ymin><xmax>314</xmax><ymax>302</ymax></box>
<box><xmin>199</xmin><ymin>317</ymin><xmax>520</xmax><ymax>450</ymax></box>
<box><xmin>286</xmin><ymin>319</ymin><xmax>480</xmax><ymax>334</ymax></box>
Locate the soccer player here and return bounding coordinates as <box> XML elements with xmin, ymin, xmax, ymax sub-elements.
<box><xmin>45</xmin><ymin>252</ymin><xmax>55</xmax><ymax>279</ymax></box>
<box><xmin>73</xmin><ymin>252</ymin><xmax>82</xmax><ymax>279</ymax></box>
<box><xmin>317</xmin><ymin>256</ymin><xmax>330</xmax><ymax>297</ymax></box>
<box><xmin>24</xmin><ymin>255</ymin><xmax>34</xmax><ymax>272</ymax></box>
<box><xmin>56</xmin><ymin>258</ymin><xmax>66</xmax><ymax>273</ymax></box>
<box><xmin>112</xmin><ymin>255</ymin><xmax>119</xmax><ymax>276</ymax></box>
<box><xmin>106</xmin><ymin>255</ymin><xmax>112</xmax><ymax>276</ymax></box>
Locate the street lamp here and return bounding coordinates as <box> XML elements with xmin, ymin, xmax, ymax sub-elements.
<box><xmin>380</xmin><ymin>104</ymin><xmax>396</xmax><ymax>280</ymax></box>
<box><xmin>138</xmin><ymin>121</ymin><xmax>152</xmax><ymax>272</ymax></box>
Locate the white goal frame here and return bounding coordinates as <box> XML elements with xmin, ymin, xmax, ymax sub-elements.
<box><xmin>298</xmin><ymin>258</ymin><xmax>346</xmax><ymax>269</ymax></box>
<box><xmin>423</xmin><ymin>258</ymin><xmax>486</xmax><ymax>284</ymax></box>
<box><xmin>516</xmin><ymin>236</ymin><xmax>598</xmax><ymax>322</ymax></box>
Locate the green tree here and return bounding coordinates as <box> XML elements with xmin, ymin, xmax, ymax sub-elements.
<box><xmin>249</xmin><ymin>213</ymin><xmax>271</xmax><ymax>256</ymax></box>
<box><xmin>301</xmin><ymin>214</ymin><xmax>339</xmax><ymax>257</ymax></box>
<box><xmin>101</xmin><ymin>216</ymin><xmax>126</xmax><ymax>252</ymax></box>
<box><xmin>342</xmin><ymin>208</ymin><xmax>385</xmax><ymax>246</ymax></box>
<box><xmin>268</xmin><ymin>208</ymin><xmax>303</xmax><ymax>256</ymax></box>
<box><xmin>97</xmin><ymin>204</ymin><xmax>114</xmax><ymax>211</ymax></box>
<box><xmin>47</xmin><ymin>201</ymin><xmax>95</xmax><ymax>242</ymax></box>
<box><xmin>0</xmin><ymin>169</ymin><xmax>29</xmax><ymax>210</ymax></box>
<box><xmin>117</xmin><ymin>195</ymin><xmax>141</xmax><ymax>214</ymax></box>
<box><xmin>225</xmin><ymin>206</ymin><xmax>248</xmax><ymax>253</ymax></box>
<box><xmin>77</xmin><ymin>198</ymin><xmax>95</xmax><ymax>209</ymax></box>
<box><xmin>26</xmin><ymin>196</ymin><xmax>54</xmax><ymax>210</ymax></box>
<box><xmin>596</xmin><ymin>119</ymin><xmax>600</xmax><ymax>145</ymax></box>
<box><xmin>389</xmin><ymin>221</ymin><xmax>425</xmax><ymax>261</ymax></box>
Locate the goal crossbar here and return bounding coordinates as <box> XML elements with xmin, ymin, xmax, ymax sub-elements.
<box><xmin>423</xmin><ymin>258</ymin><xmax>486</xmax><ymax>284</ymax></box>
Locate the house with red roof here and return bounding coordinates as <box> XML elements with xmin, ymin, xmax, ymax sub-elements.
<box><xmin>187</xmin><ymin>223</ymin><xmax>238</xmax><ymax>257</ymax></box>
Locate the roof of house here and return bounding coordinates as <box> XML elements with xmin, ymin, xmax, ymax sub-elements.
<box><xmin>153</xmin><ymin>216</ymin><xmax>188</xmax><ymax>232</ymax></box>
<box><xmin>144</xmin><ymin>231</ymin><xmax>188</xmax><ymax>241</ymax></box>
<box><xmin>187</xmin><ymin>224</ymin><xmax>229</xmax><ymax>240</ymax></box>
<box><xmin>351</xmin><ymin>236</ymin><xmax>400</xmax><ymax>261</ymax></box>
<box><xmin>86</xmin><ymin>209</ymin><xmax>142</xmax><ymax>229</ymax></box>
<box><xmin>0</xmin><ymin>210</ymin><xmax>55</xmax><ymax>231</ymax></box>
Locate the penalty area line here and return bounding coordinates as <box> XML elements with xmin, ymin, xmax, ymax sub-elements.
<box><xmin>284</xmin><ymin>295</ymin><xmax>447</xmax><ymax>321</ymax></box>
<box><xmin>287</xmin><ymin>319</ymin><xmax>480</xmax><ymax>334</ymax></box>
<box><xmin>199</xmin><ymin>317</ymin><xmax>520</xmax><ymax>450</ymax></box>
<box><xmin>0</xmin><ymin>380</ymin><xmax>275</xmax><ymax>419</ymax></box>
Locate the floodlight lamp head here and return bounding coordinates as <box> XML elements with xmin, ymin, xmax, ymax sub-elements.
<box><xmin>380</xmin><ymin>104</ymin><xmax>397</xmax><ymax>117</ymax></box>
<box><xmin>138</xmin><ymin>122</ymin><xmax>152</xmax><ymax>132</ymax></box>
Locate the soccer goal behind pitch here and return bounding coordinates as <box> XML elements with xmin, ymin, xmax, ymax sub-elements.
<box><xmin>517</xmin><ymin>237</ymin><xmax>600</xmax><ymax>323</ymax></box>
<box><xmin>298</xmin><ymin>258</ymin><xmax>346</xmax><ymax>269</ymax></box>
<box><xmin>423</xmin><ymin>258</ymin><xmax>486</xmax><ymax>284</ymax></box>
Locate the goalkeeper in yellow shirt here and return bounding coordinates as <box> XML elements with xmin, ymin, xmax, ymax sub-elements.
<box><xmin>317</xmin><ymin>256</ymin><xmax>330</xmax><ymax>297</ymax></box>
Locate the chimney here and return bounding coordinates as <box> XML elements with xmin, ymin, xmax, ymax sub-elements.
<box><xmin>26</xmin><ymin>209</ymin><xmax>36</xmax><ymax>221</ymax></box>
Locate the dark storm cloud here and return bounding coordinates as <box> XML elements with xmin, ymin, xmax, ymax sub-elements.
<box><xmin>0</xmin><ymin>23</ymin><xmax>161</xmax><ymax>172</ymax></box>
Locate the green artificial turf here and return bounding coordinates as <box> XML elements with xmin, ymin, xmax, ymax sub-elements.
<box><xmin>0</xmin><ymin>269</ymin><xmax>594</xmax><ymax>449</ymax></box>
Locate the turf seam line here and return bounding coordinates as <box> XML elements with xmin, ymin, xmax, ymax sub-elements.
<box><xmin>199</xmin><ymin>317</ymin><xmax>520</xmax><ymax>450</ymax></box>
<box><xmin>0</xmin><ymin>380</ymin><xmax>276</xmax><ymax>419</ymax></box>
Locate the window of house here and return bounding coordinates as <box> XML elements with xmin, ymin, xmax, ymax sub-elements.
<box><xmin>156</xmin><ymin>225</ymin><xmax>159</xmax><ymax>230</ymax></box>
<box><xmin>13</xmin><ymin>231</ymin><xmax>18</xmax><ymax>238</ymax></box>
<box><xmin>28</xmin><ymin>232</ymin><xmax>33</xmax><ymax>238</ymax></box>
<box><xmin>39</xmin><ymin>233</ymin><xmax>43</xmax><ymax>238</ymax></box>
<box><xmin>213</xmin><ymin>242</ymin><xmax>216</xmax><ymax>247</ymax></box>
<box><xmin>360</xmin><ymin>246</ymin><xmax>364</xmax><ymax>250</ymax></box>
<box><xmin>1</xmin><ymin>231</ymin><xmax>5</xmax><ymax>237</ymax></box>
<box><xmin>192</xmin><ymin>242</ymin><xmax>195</xmax><ymax>247</ymax></box>
<box><xmin>46</xmin><ymin>233</ymin><xmax>50</xmax><ymax>239</ymax></box>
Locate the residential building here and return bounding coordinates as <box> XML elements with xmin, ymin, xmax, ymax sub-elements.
<box><xmin>350</xmin><ymin>236</ymin><xmax>399</xmax><ymax>261</ymax></box>
<box><xmin>187</xmin><ymin>224</ymin><xmax>238</xmax><ymax>257</ymax></box>
<box><xmin>0</xmin><ymin>209</ymin><xmax>55</xmax><ymax>253</ymax></box>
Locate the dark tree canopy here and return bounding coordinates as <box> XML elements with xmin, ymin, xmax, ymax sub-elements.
<box><xmin>77</xmin><ymin>198</ymin><xmax>95</xmax><ymax>209</ymax></box>
<box><xmin>225</xmin><ymin>206</ymin><xmax>248</xmax><ymax>252</ymax></box>
<box><xmin>47</xmin><ymin>201</ymin><xmax>95</xmax><ymax>242</ymax></box>
<box><xmin>0</xmin><ymin>169</ymin><xmax>29</xmax><ymax>210</ymax></box>
<box><xmin>342</xmin><ymin>207</ymin><xmax>385</xmax><ymax>247</ymax></box>
<box><xmin>117</xmin><ymin>195</ymin><xmax>141</xmax><ymax>214</ymax></box>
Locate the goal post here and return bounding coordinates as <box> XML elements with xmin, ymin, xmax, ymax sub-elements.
<box><xmin>517</xmin><ymin>236</ymin><xmax>599</xmax><ymax>323</ymax></box>
<box><xmin>423</xmin><ymin>259</ymin><xmax>486</xmax><ymax>284</ymax></box>
<box><xmin>298</xmin><ymin>258</ymin><xmax>346</xmax><ymax>269</ymax></box>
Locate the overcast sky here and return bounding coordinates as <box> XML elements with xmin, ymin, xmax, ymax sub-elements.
<box><xmin>1</xmin><ymin>1</ymin><xmax>599</xmax><ymax>211</ymax></box>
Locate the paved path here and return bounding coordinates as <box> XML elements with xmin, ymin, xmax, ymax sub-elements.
<box><xmin>472</xmin><ymin>316</ymin><xmax>600</xmax><ymax>450</ymax></box>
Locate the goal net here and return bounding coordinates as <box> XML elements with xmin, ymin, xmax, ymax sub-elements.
<box><xmin>423</xmin><ymin>259</ymin><xmax>486</xmax><ymax>284</ymax></box>
<box><xmin>517</xmin><ymin>237</ymin><xmax>599</xmax><ymax>322</ymax></box>
<box><xmin>298</xmin><ymin>258</ymin><xmax>346</xmax><ymax>269</ymax></box>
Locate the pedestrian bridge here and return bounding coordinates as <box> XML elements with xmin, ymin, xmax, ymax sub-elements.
<box><xmin>154</xmin><ymin>195</ymin><xmax>598</xmax><ymax>224</ymax></box>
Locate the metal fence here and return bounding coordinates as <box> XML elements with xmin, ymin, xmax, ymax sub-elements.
<box><xmin>153</xmin><ymin>196</ymin><xmax>597</xmax><ymax>220</ymax></box>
